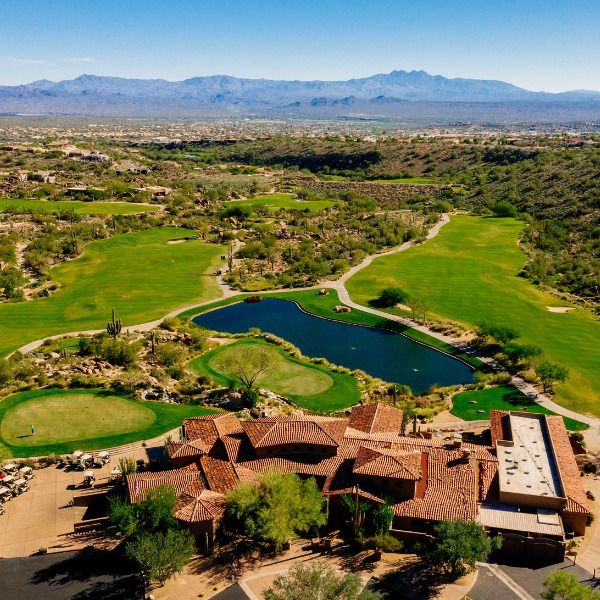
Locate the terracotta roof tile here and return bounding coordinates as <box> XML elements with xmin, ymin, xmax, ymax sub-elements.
<box><xmin>489</xmin><ymin>410</ymin><xmax>511</xmax><ymax>446</ymax></box>
<box><xmin>127</xmin><ymin>470</ymin><xmax>206</xmax><ymax>504</ymax></box>
<box><xmin>348</xmin><ymin>403</ymin><xmax>404</xmax><ymax>434</ymax></box>
<box><xmin>175</xmin><ymin>487</ymin><xmax>226</xmax><ymax>523</ymax></box>
<box><xmin>241</xmin><ymin>416</ymin><xmax>347</xmax><ymax>449</ymax></box>
<box><xmin>184</xmin><ymin>413</ymin><xmax>242</xmax><ymax>445</ymax></box>
<box><xmin>353</xmin><ymin>446</ymin><xmax>423</xmax><ymax>480</ymax></box>
<box><xmin>546</xmin><ymin>415</ymin><xmax>589</xmax><ymax>514</ymax></box>
<box><xmin>166</xmin><ymin>439</ymin><xmax>207</xmax><ymax>460</ymax></box>
<box><xmin>199</xmin><ymin>455</ymin><xmax>242</xmax><ymax>495</ymax></box>
<box><xmin>393</xmin><ymin>448</ymin><xmax>478</xmax><ymax>522</ymax></box>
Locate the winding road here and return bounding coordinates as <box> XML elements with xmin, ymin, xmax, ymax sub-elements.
<box><xmin>15</xmin><ymin>213</ymin><xmax>600</xmax><ymax>433</ymax></box>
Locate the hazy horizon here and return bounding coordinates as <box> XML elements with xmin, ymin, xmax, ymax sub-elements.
<box><xmin>1</xmin><ymin>0</ymin><xmax>599</xmax><ymax>93</ymax></box>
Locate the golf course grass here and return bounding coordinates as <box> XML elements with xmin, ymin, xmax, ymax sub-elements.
<box><xmin>225</xmin><ymin>193</ymin><xmax>337</xmax><ymax>212</ymax></box>
<box><xmin>346</xmin><ymin>215</ymin><xmax>600</xmax><ymax>417</ymax></box>
<box><xmin>0</xmin><ymin>228</ymin><xmax>225</xmax><ymax>357</ymax></box>
<box><xmin>0</xmin><ymin>388</ymin><xmax>219</xmax><ymax>457</ymax></box>
<box><xmin>450</xmin><ymin>385</ymin><xmax>587</xmax><ymax>431</ymax></box>
<box><xmin>190</xmin><ymin>338</ymin><xmax>361</xmax><ymax>411</ymax></box>
<box><xmin>0</xmin><ymin>198</ymin><xmax>161</xmax><ymax>215</ymax></box>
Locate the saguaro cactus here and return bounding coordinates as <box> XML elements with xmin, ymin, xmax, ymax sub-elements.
<box><xmin>107</xmin><ymin>308</ymin><xmax>122</xmax><ymax>340</ymax></box>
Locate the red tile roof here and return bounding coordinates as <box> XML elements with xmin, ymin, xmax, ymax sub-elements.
<box><xmin>175</xmin><ymin>486</ymin><xmax>226</xmax><ymax>523</ymax></box>
<box><xmin>353</xmin><ymin>446</ymin><xmax>423</xmax><ymax>480</ymax></box>
<box><xmin>489</xmin><ymin>410</ymin><xmax>511</xmax><ymax>446</ymax></box>
<box><xmin>393</xmin><ymin>448</ymin><xmax>478</xmax><ymax>522</ymax></box>
<box><xmin>348</xmin><ymin>403</ymin><xmax>404</xmax><ymax>434</ymax></box>
<box><xmin>184</xmin><ymin>413</ymin><xmax>242</xmax><ymax>445</ymax></box>
<box><xmin>166</xmin><ymin>439</ymin><xmax>207</xmax><ymax>460</ymax></box>
<box><xmin>241</xmin><ymin>416</ymin><xmax>347</xmax><ymax>449</ymax></box>
<box><xmin>127</xmin><ymin>470</ymin><xmax>206</xmax><ymax>504</ymax></box>
<box><xmin>546</xmin><ymin>415</ymin><xmax>589</xmax><ymax>514</ymax></box>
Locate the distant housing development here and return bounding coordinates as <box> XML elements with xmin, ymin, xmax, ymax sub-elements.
<box><xmin>127</xmin><ymin>405</ymin><xmax>588</xmax><ymax>561</ymax></box>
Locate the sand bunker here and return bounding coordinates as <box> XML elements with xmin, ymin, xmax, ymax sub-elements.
<box><xmin>167</xmin><ymin>239</ymin><xmax>186</xmax><ymax>245</ymax></box>
<box><xmin>546</xmin><ymin>306</ymin><xmax>575</xmax><ymax>313</ymax></box>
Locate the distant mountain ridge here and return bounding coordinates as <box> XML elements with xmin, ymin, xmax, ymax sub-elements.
<box><xmin>1</xmin><ymin>70</ymin><xmax>600</xmax><ymax>121</ymax></box>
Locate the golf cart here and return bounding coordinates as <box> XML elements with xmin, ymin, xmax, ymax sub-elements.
<box><xmin>81</xmin><ymin>471</ymin><xmax>95</xmax><ymax>488</ymax></box>
<box><xmin>2</xmin><ymin>475</ymin><xmax>16</xmax><ymax>491</ymax></box>
<box><xmin>19</xmin><ymin>466</ymin><xmax>34</xmax><ymax>480</ymax></box>
<box><xmin>69</xmin><ymin>451</ymin><xmax>84</xmax><ymax>468</ymax></box>
<box><xmin>0</xmin><ymin>500</ymin><xmax>4</xmax><ymax>516</ymax></box>
<box><xmin>109</xmin><ymin>466</ymin><xmax>122</xmax><ymax>484</ymax></box>
<box><xmin>77</xmin><ymin>454</ymin><xmax>94</xmax><ymax>470</ymax></box>
<box><xmin>0</xmin><ymin>487</ymin><xmax>11</xmax><ymax>503</ymax></box>
<box><xmin>12</xmin><ymin>478</ymin><xmax>29</xmax><ymax>496</ymax></box>
<box><xmin>2</xmin><ymin>463</ymin><xmax>18</xmax><ymax>476</ymax></box>
<box><xmin>94</xmin><ymin>451</ymin><xmax>111</xmax><ymax>467</ymax></box>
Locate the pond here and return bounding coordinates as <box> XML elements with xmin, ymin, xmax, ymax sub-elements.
<box><xmin>193</xmin><ymin>299</ymin><xmax>474</xmax><ymax>392</ymax></box>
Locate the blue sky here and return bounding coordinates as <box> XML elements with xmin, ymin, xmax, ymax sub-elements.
<box><xmin>1</xmin><ymin>0</ymin><xmax>599</xmax><ymax>92</ymax></box>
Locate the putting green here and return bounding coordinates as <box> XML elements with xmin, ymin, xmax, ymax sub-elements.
<box><xmin>0</xmin><ymin>389</ymin><xmax>220</xmax><ymax>457</ymax></box>
<box><xmin>0</xmin><ymin>228</ymin><xmax>224</xmax><ymax>357</ymax></box>
<box><xmin>1</xmin><ymin>392</ymin><xmax>156</xmax><ymax>447</ymax></box>
<box><xmin>450</xmin><ymin>385</ymin><xmax>587</xmax><ymax>431</ymax></box>
<box><xmin>209</xmin><ymin>341</ymin><xmax>333</xmax><ymax>397</ymax></box>
<box><xmin>346</xmin><ymin>215</ymin><xmax>600</xmax><ymax>416</ymax></box>
<box><xmin>0</xmin><ymin>198</ymin><xmax>160</xmax><ymax>215</ymax></box>
<box><xmin>191</xmin><ymin>339</ymin><xmax>360</xmax><ymax>411</ymax></box>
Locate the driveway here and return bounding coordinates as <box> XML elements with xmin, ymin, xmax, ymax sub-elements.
<box><xmin>0</xmin><ymin>549</ymin><xmax>144</xmax><ymax>600</ymax></box>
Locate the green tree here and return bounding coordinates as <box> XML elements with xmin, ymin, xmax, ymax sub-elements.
<box><xmin>217</xmin><ymin>343</ymin><xmax>279</xmax><ymax>390</ymax></box>
<box><xmin>226</xmin><ymin>470</ymin><xmax>327</xmax><ymax>550</ymax></box>
<box><xmin>476</xmin><ymin>320</ymin><xmax>520</xmax><ymax>345</ymax></box>
<box><xmin>541</xmin><ymin>571</ymin><xmax>600</xmax><ymax>600</ymax></box>
<box><xmin>415</xmin><ymin>519</ymin><xmax>501</xmax><ymax>579</ymax></box>
<box><xmin>264</xmin><ymin>561</ymin><xmax>381</xmax><ymax>600</ymax></box>
<box><xmin>376</xmin><ymin>287</ymin><xmax>409</xmax><ymax>308</ymax></box>
<box><xmin>536</xmin><ymin>361</ymin><xmax>569</xmax><ymax>393</ymax></box>
<box><xmin>126</xmin><ymin>529</ymin><xmax>195</xmax><ymax>587</ymax></box>
<box><xmin>492</xmin><ymin>201</ymin><xmax>518</xmax><ymax>218</ymax></box>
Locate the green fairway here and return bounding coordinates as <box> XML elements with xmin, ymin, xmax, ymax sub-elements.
<box><xmin>190</xmin><ymin>338</ymin><xmax>361</xmax><ymax>411</ymax></box>
<box><xmin>0</xmin><ymin>198</ymin><xmax>161</xmax><ymax>215</ymax></box>
<box><xmin>224</xmin><ymin>193</ymin><xmax>337</xmax><ymax>212</ymax></box>
<box><xmin>0</xmin><ymin>388</ymin><xmax>219</xmax><ymax>457</ymax></box>
<box><xmin>450</xmin><ymin>385</ymin><xmax>587</xmax><ymax>431</ymax></box>
<box><xmin>0</xmin><ymin>228</ymin><xmax>224</xmax><ymax>357</ymax></box>
<box><xmin>346</xmin><ymin>215</ymin><xmax>600</xmax><ymax>417</ymax></box>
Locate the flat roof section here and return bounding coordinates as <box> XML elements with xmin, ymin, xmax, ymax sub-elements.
<box><xmin>478</xmin><ymin>504</ymin><xmax>564</xmax><ymax>538</ymax></box>
<box><xmin>497</xmin><ymin>413</ymin><xmax>565</xmax><ymax>503</ymax></box>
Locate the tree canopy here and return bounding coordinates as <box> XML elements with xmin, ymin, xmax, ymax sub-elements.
<box><xmin>415</xmin><ymin>519</ymin><xmax>501</xmax><ymax>579</ymax></box>
<box><xmin>541</xmin><ymin>572</ymin><xmax>600</xmax><ymax>600</ymax></box>
<box><xmin>226</xmin><ymin>470</ymin><xmax>327</xmax><ymax>550</ymax></box>
<box><xmin>217</xmin><ymin>342</ymin><xmax>279</xmax><ymax>389</ymax></box>
<box><xmin>264</xmin><ymin>561</ymin><xmax>381</xmax><ymax>600</ymax></box>
<box><xmin>108</xmin><ymin>485</ymin><xmax>195</xmax><ymax>586</ymax></box>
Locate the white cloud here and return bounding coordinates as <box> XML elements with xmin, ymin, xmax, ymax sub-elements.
<box><xmin>65</xmin><ymin>57</ymin><xmax>95</xmax><ymax>64</ymax></box>
<box><xmin>0</xmin><ymin>56</ymin><xmax>49</xmax><ymax>66</ymax></box>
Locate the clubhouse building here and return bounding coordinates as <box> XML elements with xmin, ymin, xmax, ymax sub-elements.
<box><xmin>127</xmin><ymin>404</ymin><xmax>589</xmax><ymax>561</ymax></box>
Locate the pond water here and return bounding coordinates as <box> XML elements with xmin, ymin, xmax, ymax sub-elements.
<box><xmin>193</xmin><ymin>299</ymin><xmax>473</xmax><ymax>392</ymax></box>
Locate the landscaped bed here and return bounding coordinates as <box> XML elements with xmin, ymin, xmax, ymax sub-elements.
<box><xmin>190</xmin><ymin>338</ymin><xmax>361</xmax><ymax>411</ymax></box>
<box><xmin>450</xmin><ymin>385</ymin><xmax>587</xmax><ymax>431</ymax></box>
<box><xmin>224</xmin><ymin>193</ymin><xmax>337</xmax><ymax>211</ymax></box>
<box><xmin>0</xmin><ymin>388</ymin><xmax>219</xmax><ymax>457</ymax></box>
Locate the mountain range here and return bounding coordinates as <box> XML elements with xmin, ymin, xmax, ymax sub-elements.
<box><xmin>1</xmin><ymin>70</ymin><xmax>600</xmax><ymax>121</ymax></box>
